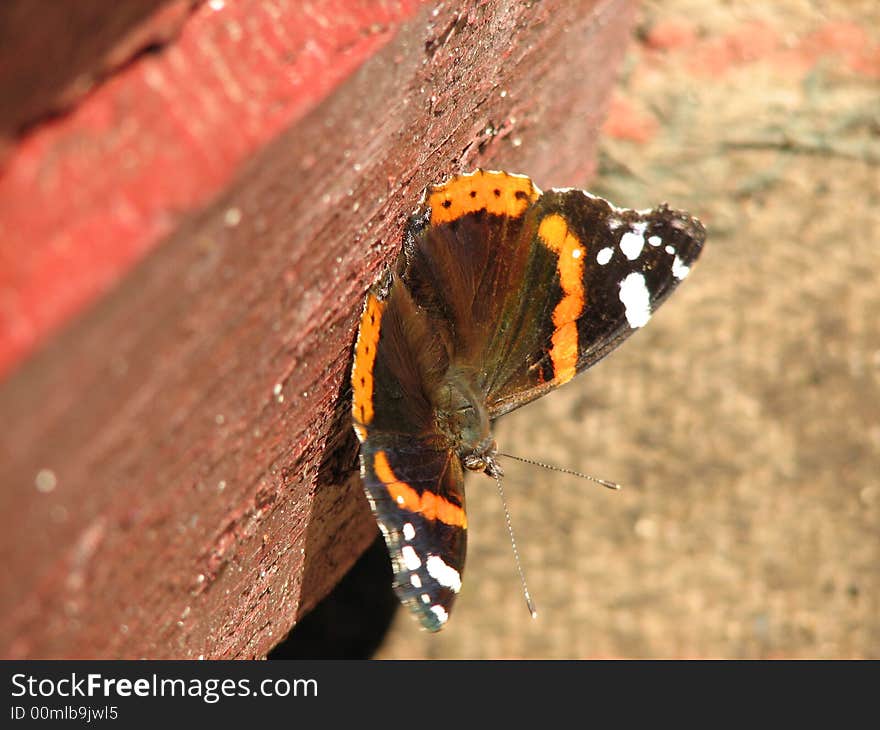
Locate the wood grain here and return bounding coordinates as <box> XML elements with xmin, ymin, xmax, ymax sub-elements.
<box><xmin>0</xmin><ymin>0</ymin><xmax>635</xmax><ymax>658</ymax></box>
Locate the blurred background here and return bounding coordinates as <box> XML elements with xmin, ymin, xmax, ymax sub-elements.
<box><xmin>370</xmin><ymin>0</ymin><xmax>880</xmax><ymax>658</ymax></box>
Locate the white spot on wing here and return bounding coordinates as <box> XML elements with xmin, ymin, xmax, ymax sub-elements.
<box><xmin>426</xmin><ymin>554</ymin><xmax>462</xmax><ymax>593</ymax></box>
<box><xmin>421</xmin><ymin>593</ymin><xmax>431</xmax><ymax>604</ymax></box>
<box><xmin>430</xmin><ymin>605</ymin><xmax>449</xmax><ymax>624</ymax></box>
<box><xmin>410</xmin><ymin>573</ymin><xmax>422</xmax><ymax>588</ymax></box>
<box><xmin>672</xmin><ymin>255</ymin><xmax>690</xmax><ymax>280</ymax></box>
<box><xmin>665</xmin><ymin>245</ymin><xmax>675</xmax><ymax>255</ymax></box>
<box><xmin>572</xmin><ymin>248</ymin><xmax>582</xmax><ymax>259</ymax></box>
<box><xmin>619</xmin><ymin>222</ymin><xmax>648</xmax><ymax>261</ymax></box>
<box><xmin>401</xmin><ymin>545</ymin><xmax>422</xmax><ymax>570</ymax></box>
<box><xmin>648</xmin><ymin>235</ymin><xmax>662</xmax><ymax>247</ymax></box>
<box><xmin>619</xmin><ymin>272</ymin><xmax>652</xmax><ymax>328</ymax></box>
<box><xmin>597</xmin><ymin>247</ymin><xmax>613</xmax><ymax>265</ymax></box>
<box><xmin>402</xmin><ymin>522</ymin><xmax>415</xmax><ymax>541</ymax></box>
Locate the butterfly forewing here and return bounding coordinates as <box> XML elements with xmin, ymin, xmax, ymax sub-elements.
<box><xmin>485</xmin><ymin>189</ymin><xmax>705</xmax><ymax>417</ymax></box>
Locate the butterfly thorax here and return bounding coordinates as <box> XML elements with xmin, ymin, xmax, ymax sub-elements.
<box><xmin>431</xmin><ymin>368</ymin><xmax>502</xmax><ymax>478</ymax></box>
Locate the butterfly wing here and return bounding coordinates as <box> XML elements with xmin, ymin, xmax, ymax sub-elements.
<box><xmin>397</xmin><ymin>170</ymin><xmax>541</xmax><ymax>376</ymax></box>
<box><xmin>351</xmin><ymin>283</ymin><xmax>467</xmax><ymax>631</ymax></box>
<box><xmin>401</xmin><ymin>171</ymin><xmax>705</xmax><ymax>418</ymax></box>
<box><xmin>357</xmin><ymin>434</ymin><xmax>466</xmax><ymax>631</ymax></box>
<box><xmin>482</xmin><ymin>188</ymin><xmax>706</xmax><ymax>416</ymax></box>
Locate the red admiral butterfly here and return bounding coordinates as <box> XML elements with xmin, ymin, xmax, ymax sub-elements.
<box><xmin>351</xmin><ymin>170</ymin><xmax>705</xmax><ymax>630</ymax></box>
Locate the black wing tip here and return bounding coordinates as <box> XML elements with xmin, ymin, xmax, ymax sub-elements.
<box><xmin>655</xmin><ymin>203</ymin><xmax>706</xmax><ymax>238</ymax></box>
<box><xmin>650</xmin><ymin>203</ymin><xmax>707</xmax><ymax>266</ymax></box>
<box><xmin>543</xmin><ymin>189</ymin><xmax>707</xmax><ymax>250</ymax></box>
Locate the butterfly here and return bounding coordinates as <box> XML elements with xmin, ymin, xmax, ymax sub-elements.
<box><xmin>350</xmin><ymin>170</ymin><xmax>705</xmax><ymax>630</ymax></box>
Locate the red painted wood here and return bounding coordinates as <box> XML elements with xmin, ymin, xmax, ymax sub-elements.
<box><xmin>0</xmin><ymin>0</ymin><xmax>192</xmax><ymax>143</ymax></box>
<box><xmin>0</xmin><ymin>0</ymin><xmax>426</xmax><ymax>379</ymax></box>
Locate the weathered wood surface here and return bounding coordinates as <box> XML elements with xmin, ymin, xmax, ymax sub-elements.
<box><xmin>0</xmin><ymin>0</ymin><xmax>635</xmax><ymax>658</ymax></box>
<box><xmin>0</xmin><ymin>0</ymin><xmax>425</xmax><ymax>377</ymax></box>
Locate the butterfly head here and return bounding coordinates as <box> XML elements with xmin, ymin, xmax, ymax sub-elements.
<box><xmin>461</xmin><ymin>437</ymin><xmax>503</xmax><ymax>479</ymax></box>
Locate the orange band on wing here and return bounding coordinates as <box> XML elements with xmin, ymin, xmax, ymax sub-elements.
<box><xmin>351</xmin><ymin>294</ymin><xmax>386</xmax><ymax>433</ymax></box>
<box><xmin>374</xmin><ymin>451</ymin><xmax>467</xmax><ymax>528</ymax></box>
<box><xmin>538</xmin><ymin>214</ymin><xmax>585</xmax><ymax>384</ymax></box>
<box><xmin>428</xmin><ymin>170</ymin><xmax>539</xmax><ymax>225</ymax></box>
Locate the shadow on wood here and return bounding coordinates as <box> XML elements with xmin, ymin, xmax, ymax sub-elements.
<box><xmin>270</xmin><ymin>534</ymin><xmax>397</xmax><ymax>659</ymax></box>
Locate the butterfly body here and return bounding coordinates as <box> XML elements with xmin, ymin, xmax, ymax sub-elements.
<box><xmin>351</xmin><ymin>170</ymin><xmax>705</xmax><ymax>630</ymax></box>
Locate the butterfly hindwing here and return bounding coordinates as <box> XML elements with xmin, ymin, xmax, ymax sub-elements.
<box><xmin>352</xmin><ymin>280</ymin><xmax>468</xmax><ymax>631</ymax></box>
<box><xmin>358</xmin><ymin>435</ymin><xmax>466</xmax><ymax>631</ymax></box>
<box><xmin>397</xmin><ymin>171</ymin><xmax>540</xmax><ymax>368</ymax></box>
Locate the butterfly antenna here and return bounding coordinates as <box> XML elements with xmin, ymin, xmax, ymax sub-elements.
<box><xmin>498</xmin><ymin>452</ymin><xmax>621</xmax><ymax>491</ymax></box>
<box><xmin>493</xmin><ymin>471</ymin><xmax>538</xmax><ymax>620</ymax></box>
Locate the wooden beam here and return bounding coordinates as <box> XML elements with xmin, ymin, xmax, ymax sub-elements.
<box><xmin>0</xmin><ymin>0</ymin><xmax>636</xmax><ymax>658</ymax></box>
